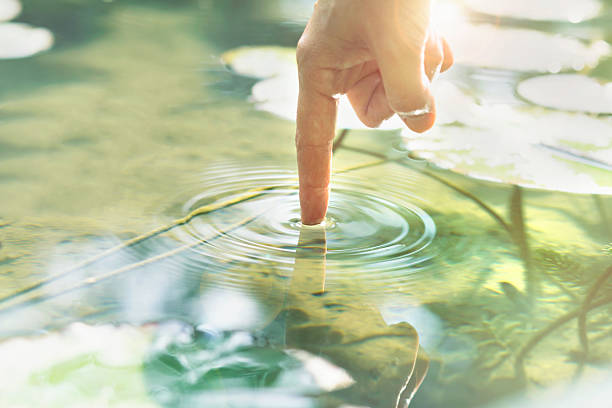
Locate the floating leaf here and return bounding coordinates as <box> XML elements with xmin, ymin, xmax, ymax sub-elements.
<box><xmin>221</xmin><ymin>46</ymin><xmax>297</xmax><ymax>79</ymax></box>
<box><xmin>222</xmin><ymin>38</ymin><xmax>610</xmax><ymax>133</ymax></box>
<box><xmin>0</xmin><ymin>0</ymin><xmax>20</xmax><ymax>22</ymax></box>
<box><xmin>0</xmin><ymin>22</ymin><xmax>54</xmax><ymax>59</ymax></box>
<box><xmin>402</xmin><ymin>95</ymin><xmax>612</xmax><ymax>193</ymax></box>
<box><xmin>517</xmin><ymin>74</ymin><xmax>612</xmax><ymax>114</ymax></box>
<box><xmin>448</xmin><ymin>23</ymin><xmax>610</xmax><ymax>72</ymax></box>
<box><xmin>0</xmin><ymin>323</ymin><xmax>155</xmax><ymax>407</ymax></box>
<box><xmin>464</xmin><ymin>0</ymin><xmax>602</xmax><ymax>22</ymax></box>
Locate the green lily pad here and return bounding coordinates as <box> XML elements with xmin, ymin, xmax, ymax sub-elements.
<box><xmin>433</xmin><ymin>1</ymin><xmax>609</xmax><ymax>72</ymax></box>
<box><xmin>221</xmin><ymin>46</ymin><xmax>296</xmax><ymax>79</ymax></box>
<box><xmin>517</xmin><ymin>74</ymin><xmax>612</xmax><ymax>114</ymax></box>
<box><xmin>402</xmin><ymin>91</ymin><xmax>612</xmax><ymax>193</ymax></box>
<box><xmin>144</xmin><ymin>325</ymin><xmax>353</xmax><ymax>407</ymax></box>
<box><xmin>222</xmin><ymin>40</ymin><xmax>610</xmax><ymax>133</ymax></box>
<box><xmin>0</xmin><ymin>0</ymin><xmax>20</xmax><ymax>22</ymax></box>
<box><xmin>0</xmin><ymin>22</ymin><xmax>54</xmax><ymax>59</ymax></box>
<box><xmin>0</xmin><ymin>323</ymin><xmax>156</xmax><ymax>408</ymax></box>
<box><xmin>464</xmin><ymin>0</ymin><xmax>602</xmax><ymax>22</ymax></box>
<box><xmin>448</xmin><ymin>23</ymin><xmax>610</xmax><ymax>72</ymax></box>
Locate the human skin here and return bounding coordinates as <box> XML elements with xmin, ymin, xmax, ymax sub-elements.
<box><xmin>296</xmin><ymin>0</ymin><xmax>453</xmax><ymax>224</ymax></box>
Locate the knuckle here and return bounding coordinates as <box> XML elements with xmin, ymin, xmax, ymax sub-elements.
<box><xmin>363</xmin><ymin>118</ymin><xmax>383</xmax><ymax>128</ymax></box>
<box><xmin>296</xmin><ymin>36</ymin><xmax>313</xmax><ymax>67</ymax></box>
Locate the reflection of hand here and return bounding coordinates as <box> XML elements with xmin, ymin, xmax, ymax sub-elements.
<box><xmin>288</xmin><ymin>226</ymin><xmax>428</xmax><ymax>407</ymax></box>
<box><xmin>296</xmin><ymin>0</ymin><xmax>453</xmax><ymax>224</ymax></box>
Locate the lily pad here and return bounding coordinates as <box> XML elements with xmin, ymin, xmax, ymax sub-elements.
<box><xmin>448</xmin><ymin>23</ymin><xmax>610</xmax><ymax>72</ymax></box>
<box><xmin>222</xmin><ymin>41</ymin><xmax>610</xmax><ymax>132</ymax></box>
<box><xmin>221</xmin><ymin>46</ymin><xmax>297</xmax><ymax>79</ymax></box>
<box><xmin>401</xmin><ymin>87</ymin><xmax>612</xmax><ymax>194</ymax></box>
<box><xmin>144</xmin><ymin>324</ymin><xmax>353</xmax><ymax>408</ymax></box>
<box><xmin>517</xmin><ymin>74</ymin><xmax>612</xmax><ymax>114</ymax></box>
<box><xmin>0</xmin><ymin>0</ymin><xmax>20</xmax><ymax>22</ymax></box>
<box><xmin>0</xmin><ymin>22</ymin><xmax>54</xmax><ymax>59</ymax></box>
<box><xmin>464</xmin><ymin>0</ymin><xmax>602</xmax><ymax>22</ymax></box>
<box><xmin>0</xmin><ymin>323</ymin><xmax>156</xmax><ymax>408</ymax></box>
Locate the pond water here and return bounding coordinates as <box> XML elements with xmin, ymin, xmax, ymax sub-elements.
<box><xmin>0</xmin><ymin>0</ymin><xmax>611</xmax><ymax>407</ymax></box>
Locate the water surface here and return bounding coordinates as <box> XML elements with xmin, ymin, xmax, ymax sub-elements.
<box><xmin>0</xmin><ymin>1</ymin><xmax>611</xmax><ymax>407</ymax></box>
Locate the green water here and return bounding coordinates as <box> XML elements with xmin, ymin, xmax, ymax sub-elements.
<box><xmin>0</xmin><ymin>0</ymin><xmax>611</xmax><ymax>407</ymax></box>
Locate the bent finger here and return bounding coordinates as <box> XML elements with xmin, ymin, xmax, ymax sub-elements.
<box><xmin>347</xmin><ymin>71</ymin><xmax>394</xmax><ymax>128</ymax></box>
<box><xmin>367</xmin><ymin>20</ymin><xmax>436</xmax><ymax>133</ymax></box>
<box><xmin>424</xmin><ymin>29</ymin><xmax>444</xmax><ymax>82</ymax></box>
<box><xmin>373</xmin><ymin>44</ymin><xmax>436</xmax><ymax>133</ymax></box>
<box><xmin>440</xmin><ymin>36</ymin><xmax>454</xmax><ymax>73</ymax></box>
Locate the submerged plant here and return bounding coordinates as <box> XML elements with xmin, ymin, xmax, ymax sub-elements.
<box><xmin>532</xmin><ymin>248</ymin><xmax>586</xmax><ymax>288</ymax></box>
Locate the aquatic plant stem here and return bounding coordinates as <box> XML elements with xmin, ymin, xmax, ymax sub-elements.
<box><xmin>419</xmin><ymin>168</ymin><xmax>513</xmax><ymax>236</ymax></box>
<box><xmin>340</xmin><ymin>145</ymin><xmax>547</xmax><ymax>302</ymax></box>
<box><xmin>339</xmin><ymin>144</ymin><xmax>513</xmax><ymax>235</ymax></box>
<box><xmin>515</xmin><ymin>292</ymin><xmax>612</xmax><ymax>380</ymax></box>
<box><xmin>510</xmin><ymin>185</ymin><xmax>537</xmax><ymax>300</ymax></box>
<box><xmin>0</xmin><ymin>185</ymin><xmax>279</xmax><ymax>306</ymax></box>
<box><xmin>0</xmin><ymin>213</ymin><xmax>268</xmax><ymax>314</ymax></box>
<box><xmin>575</xmin><ymin>265</ymin><xmax>612</xmax><ymax>377</ymax></box>
<box><xmin>332</xmin><ymin>128</ymin><xmax>350</xmax><ymax>153</ymax></box>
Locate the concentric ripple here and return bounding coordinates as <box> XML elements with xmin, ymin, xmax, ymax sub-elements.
<box><xmin>171</xmin><ymin>163</ymin><xmax>437</xmax><ymax>289</ymax></box>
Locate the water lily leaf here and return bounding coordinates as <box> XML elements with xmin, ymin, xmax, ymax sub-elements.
<box><xmin>0</xmin><ymin>323</ymin><xmax>156</xmax><ymax>408</ymax></box>
<box><xmin>221</xmin><ymin>46</ymin><xmax>297</xmax><ymax>79</ymax></box>
<box><xmin>517</xmin><ymin>74</ymin><xmax>612</xmax><ymax>114</ymax></box>
<box><xmin>0</xmin><ymin>0</ymin><xmax>20</xmax><ymax>22</ymax></box>
<box><xmin>402</xmin><ymin>93</ymin><xmax>612</xmax><ymax>193</ymax></box>
<box><xmin>144</xmin><ymin>324</ymin><xmax>346</xmax><ymax>407</ymax></box>
<box><xmin>0</xmin><ymin>22</ymin><xmax>54</xmax><ymax>59</ymax></box>
<box><xmin>222</xmin><ymin>40</ymin><xmax>610</xmax><ymax>133</ymax></box>
<box><xmin>463</xmin><ymin>0</ymin><xmax>602</xmax><ymax>22</ymax></box>
<box><xmin>448</xmin><ymin>23</ymin><xmax>610</xmax><ymax>72</ymax></box>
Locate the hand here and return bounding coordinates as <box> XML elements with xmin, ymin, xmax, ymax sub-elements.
<box><xmin>296</xmin><ymin>0</ymin><xmax>453</xmax><ymax>224</ymax></box>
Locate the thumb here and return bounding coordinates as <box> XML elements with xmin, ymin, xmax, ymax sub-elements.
<box><xmin>367</xmin><ymin>9</ymin><xmax>435</xmax><ymax>133</ymax></box>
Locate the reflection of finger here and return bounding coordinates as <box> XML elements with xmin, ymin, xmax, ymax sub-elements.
<box><xmin>291</xmin><ymin>225</ymin><xmax>327</xmax><ymax>296</ymax></box>
<box><xmin>440</xmin><ymin>36</ymin><xmax>454</xmax><ymax>73</ymax></box>
<box><xmin>424</xmin><ymin>29</ymin><xmax>444</xmax><ymax>82</ymax></box>
<box><xmin>347</xmin><ymin>71</ymin><xmax>394</xmax><ymax>128</ymax></box>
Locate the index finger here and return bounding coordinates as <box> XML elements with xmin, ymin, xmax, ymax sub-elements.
<box><xmin>296</xmin><ymin>85</ymin><xmax>338</xmax><ymax>225</ymax></box>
